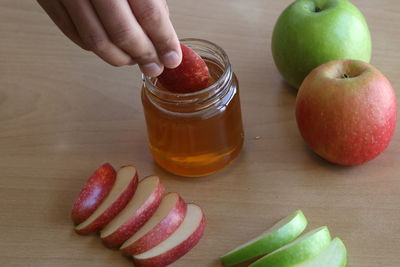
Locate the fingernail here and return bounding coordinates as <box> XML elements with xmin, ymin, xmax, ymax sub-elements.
<box><xmin>162</xmin><ymin>51</ymin><xmax>180</xmax><ymax>68</ymax></box>
<box><xmin>141</xmin><ymin>63</ymin><xmax>163</xmax><ymax>77</ymax></box>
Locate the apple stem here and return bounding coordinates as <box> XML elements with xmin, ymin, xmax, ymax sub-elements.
<box><xmin>342</xmin><ymin>73</ymin><xmax>350</xmax><ymax>79</ymax></box>
<box><xmin>314</xmin><ymin>6</ymin><xmax>321</xmax><ymax>12</ymax></box>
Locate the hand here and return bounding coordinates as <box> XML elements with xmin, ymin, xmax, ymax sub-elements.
<box><xmin>37</xmin><ymin>0</ymin><xmax>182</xmax><ymax>77</ymax></box>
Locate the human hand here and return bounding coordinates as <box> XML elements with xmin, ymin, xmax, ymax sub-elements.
<box><xmin>37</xmin><ymin>0</ymin><xmax>182</xmax><ymax>77</ymax></box>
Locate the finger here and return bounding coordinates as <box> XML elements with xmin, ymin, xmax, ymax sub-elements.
<box><xmin>130</xmin><ymin>0</ymin><xmax>182</xmax><ymax>68</ymax></box>
<box><xmin>37</xmin><ymin>0</ymin><xmax>86</xmax><ymax>49</ymax></box>
<box><xmin>90</xmin><ymin>0</ymin><xmax>163</xmax><ymax>76</ymax></box>
<box><xmin>61</xmin><ymin>0</ymin><xmax>133</xmax><ymax>66</ymax></box>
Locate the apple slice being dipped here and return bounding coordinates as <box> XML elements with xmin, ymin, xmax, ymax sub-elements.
<box><xmin>295</xmin><ymin>237</ymin><xmax>347</xmax><ymax>267</ymax></box>
<box><xmin>75</xmin><ymin>165</ymin><xmax>138</xmax><ymax>235</ymax></box>
<box><xmin>100</xmin><ymin>176</ymin><xmax>164</xmax><ymax>248</ymax></box>
<box><xmin>221</xmin><ymin>210</ymin><xmax>308</xmax><ymax>266</ymax></box>
<box><xmin>249</xmin><ymin>226</ymin><xmax>331</xmax><ymax>267</ymax></box>
<box><xmin>157</xmin><ymin>43</ymin><xmax>210</xmax><ymax>93</ymax></box>
<box><xmin>71</xmin><ymin>163</ymin><xmax>116</xmax><ymax>225</ymax></box>
<box><xmin>120</xmin><ymin>192</ymin><xmax>187</xmax><ymax>255</ymax></box>
<box><xmin>133</xmin><ymin>203</ymin><xmax>206</xmax><ymax>267</ymax></box>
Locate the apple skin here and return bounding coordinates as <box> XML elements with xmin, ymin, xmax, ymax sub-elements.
<box><xmin>75</xmin><ymin>168</ymin><xmax>139</xmax><ymax>235</ymax></box>
<box><xmin>296</xmin><ymin>237</ymin><xmax>347</xmax><ymax>267</ymax></box>
<box><xmin>71</xmin><ymin>163</ymin><xmax>116</xmax><ymax>225</ymax></box>
<box><xmin>249</xmin><ymin>226</ymin><xmax>331</xmax><ymax>267</ymax></box>
<box><xmin>101</xmin><ymin>178</ymin><xmax>165</xmax><ymax>248</ymax></box>
<box><xmin>133</xmin><ymin>205</ymin><xmax>206</xmax><ymax>267</ymax></box>
<box><xmin>121</xmin><ymin>193</ymin><xmax>187</xmax><ymax>256</ymax></box>
<box><xmin>157</xmin><ymin>43</ymin><xmax>210</xmax><ymax>93</ymax></box>
<box><xmin>272</xmin><ymin>0</ymin><xmax>371</xmax><ymax>89</ymax></box>
<box><xmin>220</xmin><ymin>210</ymin><xmax>307</xmax><ymax>266</ymax></box>
<box><xmin>296</xmin><ymin>59</ymin><xmax>397</xmax><ymax>166</ymax></box>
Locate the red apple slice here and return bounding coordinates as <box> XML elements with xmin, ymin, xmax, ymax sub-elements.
<box><xmin>100</xmin><ymin>176</ymin><xmax>165</xmax><ymax>248</ymax></box>
<box><xmin>133</xmin><ymin>203</ymin><xmax>206</xmax><ymax>267</ymax></box>
<box><xmin>120</xmin><ymin>192</ymin><xmax>187</xmax><ymax>255</ymax></box>
<box><xmin>157</xmin><ymin>43</ymin><xmax>210</xmax><ymax>93</ymax></box>
<box><xmin>75</xmin><ymin>165</ymin><xmax>138</xmax><ymax>235</ymax></box>
<box><xmin>71</xmin><ymin>163</ymin><xmax>117</xmax><ymax>225</ymax></box>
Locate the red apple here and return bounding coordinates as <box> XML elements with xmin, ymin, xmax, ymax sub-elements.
<box><xmin>157</xmin><ymin>43</ymin><xmax>210</xmax><ymax>93</ymax></box>
<box><xmin>120</xmin><ymin>192</ymin><xmax>187</xmax><ymax>256</ymax></box>
<box><xmin>71</xmin><ymin>163</ymin><xmax>116</xmax><ymax>225</ymax></box>
<box><xmin>75</xmin><ymin>165</ymin><xmax>138</xmax><ymax>235</ymax></box>
<box><xmin>100</xmin><ymin>176</ymin><xmax>165</xmax><ymax>248</ymax></box>
<box><xmin>296</xmin><ymin>59</ymin><xmax>397</xmax><ymax>166</ymax></box>
<box><xmin>133</xmin><ymin>203</ymin><xmax>206</xmax><ymax>267</ymax></box>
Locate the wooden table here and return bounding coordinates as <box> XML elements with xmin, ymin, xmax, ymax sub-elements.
<box><xmin>1</xmin><ymin>0</ymin><xmax>399</xmax><ymax>266</ymax></box>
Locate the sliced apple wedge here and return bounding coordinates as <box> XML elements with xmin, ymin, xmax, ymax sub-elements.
<box><xmin>71</xmin><ymin>163</ymin><xmax>117</xmax><ymax>225</ymax></box>
<box><xmin>249</xmin><ymin>226</ymin><xmax>331</xmax><ymax>267</ymax></box>
<box><xmin>100</xmin><ymin>176</ymin><xmax>164</xmax><ymax>248</ymax></box>
<box><xmin>157</xmin><ymin>43</ymin><xmax>210</xmax><ymax>93</ymax></box>
<box><xmin>133</xmin><ymin>203</ymin><xmax>206</xmax><ymax>267</ymax></box>
<box><xmin>295</xmin><ymin>237</ymin><xmax>347</xmax><ymax>267</ymax></box>
<box><xmin>75</xmin><ymin>165</ymin><xmax>138</xmax><ymax>235</ymax></box>
<box><xmin>221</xmin><ymin>210</ymin><xmax>307</xmax><ymax>266</ymax></box>
<box><xmin>121</xmin><ymin>192</ymin><xmax>187</xmax><ymax>255</ymax></box>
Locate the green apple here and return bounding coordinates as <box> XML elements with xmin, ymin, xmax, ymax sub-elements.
<box><xmin>221</xmin><ymin>210</ymin><xmax>308</xmax><ymax>266</ymax></box>
<box><xmin>295</xmin><ymin>237</ymin><xmax>347</xmax><ymax>267</ymax></box>
<box><xmin>271</xmin><ymin>0</ymin><xmax>371</xmax><ymax>89</ymax></box>
<box><xmin>249</xmin><ymin>226</ymin><xmax>331</xmax><ymax>267</ymax></box>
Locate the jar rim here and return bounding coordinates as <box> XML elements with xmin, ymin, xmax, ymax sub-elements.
<box><xmin>142</xmin><ymin>38</ymin><xmax>232</xmax><ymax>98</ymax></box>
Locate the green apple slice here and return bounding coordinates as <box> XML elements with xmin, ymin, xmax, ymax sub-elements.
<box><xmin>249</xmin><ymin>226</ymin><xmax>331</xmax><ymax>267</ymax></box>
<box><xmin>220</xmin><ymin>210</ymin><xmax>307</xmax><ymax>266</ymax></box>
<box><xmin>294</xmin><ymin>237</ymin><xmax>347</xmax><ymax>267</ymax></box>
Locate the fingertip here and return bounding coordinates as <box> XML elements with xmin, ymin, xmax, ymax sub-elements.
<box><xmin>76</xmin><ymin>41</ymin><xmax>90</xmax><ymax>51</ymax></box>
<box><xmin>161</xmin><ymin>50</ymin><xmax>182</xmax><ymax>69</ymax></box>
<box><xmin>140</xmin><ymin>62</ymin><xmax>164</xmax><ymax>77</ymax></box>
<box><xmin>128</xmin><ymin>59</ymin><xmax>137</xmax><ymax>66</ymax></box>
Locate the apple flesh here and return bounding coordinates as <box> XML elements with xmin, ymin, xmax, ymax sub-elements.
<box><xmin>71</xmin><ymin>163</ymin><xmax>116</xmax><ymax>225</ymax></box>
<box><xmin>120</xmin><ymin>192</ymin><xmax>187</xmax><ymax>255</ymax></box>
<box><xmin>272</xmin><ymin>0</ymin><xmax>371</xmax><ymax>88</ymax></box>
<box><xmin>296</xmin><ymin>59</ymin><xmax>397</xmax><ymax>165</ymax></box>
<box><xmin>295</xmin><ymin>237</ymin><xmax>347</xmax><ymax>267</ymax></box>
<box><xmin>221</xmin><ymin>210</ymin><xmax>307</xmax><ymax>266</ymax></box>
<box><xmin>100</xmin><ymin>176</ymin><xmax>165</xmax><ymax>248</ymax></box>
<box><xmin>157</xmin><ymin>43</ymin><xmax>210</xmax><ymax>93</ymax></box>
<box><xmin>249</xmin><ymin>226</ymin><xmax>331</xmax><ymax>267</ymax></box>
<box><xmin>74</xmin><ymin>165</ymin><xmax>138</xmax><ymax>235</ymax></box>
<box><xmin>133</xmin><ymin>203</ymin><xmax>206</xmax><ymax>267</ymax></box>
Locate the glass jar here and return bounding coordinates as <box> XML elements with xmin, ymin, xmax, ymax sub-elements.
<box><xmin>141</xmin><ymin>38</ymin><xmax>244</xmax><ymax>177</ymax></box>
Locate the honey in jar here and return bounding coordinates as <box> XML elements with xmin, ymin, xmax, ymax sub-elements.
<box><xmin>141</xmin><ymin>39</ymin><xmax>244</xmax><ymax>177</ymax></box>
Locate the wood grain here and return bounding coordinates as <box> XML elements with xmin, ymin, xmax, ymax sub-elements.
<box><xmin>1</xmin><ymin>0</ymin><xmax>399</xmax><ymax>266</ymax></box>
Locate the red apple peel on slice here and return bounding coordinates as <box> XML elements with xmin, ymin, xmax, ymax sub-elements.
<box><xmin>100</xmin><ymin>176</ymin><xmax>165</xmax><ymax>248</ymax></box>
<box><xmin>120</xmin><ymin>192</ymin><xmax>187</xmax><ymax>256</ymax></box>
<box><xmin>157</xmin><ymin>43</ymin><xmax>210</xmax><ymax>93</ymax></box>
<box><xmin>71</xmin><ymin>163</ymin><xmax>117</xmax><ymax>225</ymax></box>
<box><xmin>74</xmin><ymin>165</ymin><xmax>138</xmax><ymax>235</ymax></box>
<box><xmin>133</xmin><ymin>204</ymin><xmax>206</xmax><ymax>267</ymax></box>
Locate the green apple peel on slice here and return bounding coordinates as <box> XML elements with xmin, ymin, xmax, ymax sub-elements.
<box><xmin>220</xmin><ymin>210</ymin><xmax>308</xmax><ymax>266</ymax></box>
<box><xmin>249</xmin><ymin>226</ymin><xmax>331</xmax><ymax>267</ymax></box>
<box><xmin>294</xmin><ymin>237</ymin><xmax>347</xmax><ymax>267</ymax></box>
